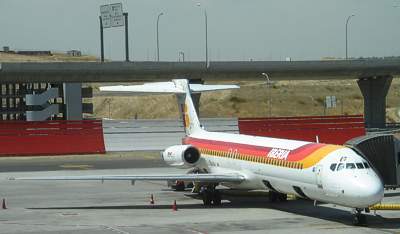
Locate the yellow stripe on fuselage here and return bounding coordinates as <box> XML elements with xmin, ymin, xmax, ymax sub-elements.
<box><xmin>299</xmin><ymin>145</ymin><xmax>345</xmax><ymax>168</ymax></box>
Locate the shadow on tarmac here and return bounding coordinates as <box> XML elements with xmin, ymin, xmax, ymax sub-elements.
<box><xmin>27</xmin><ymin>196</ymin><xmax>400</xmax><ymax>229</ymax></box>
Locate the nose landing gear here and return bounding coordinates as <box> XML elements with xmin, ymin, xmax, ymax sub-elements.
<box><xmin>352</xmin><ymin>208</ymin><xmax>367</xmax><ymax>226</ymax></box>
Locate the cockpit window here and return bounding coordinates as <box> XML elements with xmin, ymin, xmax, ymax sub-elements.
<box><xmin>363</xmin><ymin>162</ymin><xmax>370</xmax><ymax>168</ymax></box>
<box><xmin>330</xmin><ymin>163</ymin><xmax>337</xmax><ymax>171</ymax></box>
<box><xmin>337</xmin><ymin>163</ymin><xmax>344</xmax><ymax>171</ymax></box>
<box><xmin>356</xmin><ymin>163</ymin><xmax>364</xmax><ymax>169</ymax></box>
<box><xmin>346</xmin><ymin>163</ymin><xmax>356</xmax><ymax>169</ymax></box>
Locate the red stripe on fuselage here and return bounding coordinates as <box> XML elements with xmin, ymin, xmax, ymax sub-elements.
<box><xmin>183</xmin><ymin>136</ymin><xmax>327</xmax><ymax>162</ymax></box>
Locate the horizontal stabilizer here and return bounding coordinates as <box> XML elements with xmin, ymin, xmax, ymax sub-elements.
<box><xmin>99</xmin><ymin>82</ymin><xmax>185</xmax><ymax>94</ymax></box>
<box><xmin>99</xmin><ymin>79</ymin><xmax>239</xmax><ymax>95</ymax></box>
<box><xmin>189</xmin><ymin>84</ymin><xmax>239</xmax><ymax>93</ymax></box>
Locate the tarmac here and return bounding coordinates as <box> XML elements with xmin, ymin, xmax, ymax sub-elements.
<box><xmin>0</xmin><ymin>154</ymin><xmax>399</xmax><ymax>234</ymax></box>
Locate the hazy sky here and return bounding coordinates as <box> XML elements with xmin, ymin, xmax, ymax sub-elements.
<box><xmin>1</xmin><ymin>0</ymin><xmax>400</xmax><ymax>61</ymax></box>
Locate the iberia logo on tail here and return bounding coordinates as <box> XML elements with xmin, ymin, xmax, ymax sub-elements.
<box><xmin>181</xmin><ymin>104</ymin><xmax>190</xmax><ymax>129</ymax></box>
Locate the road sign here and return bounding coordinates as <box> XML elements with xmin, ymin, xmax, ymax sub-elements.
<box><xmin>100</xmin><ymin>3</ymin><xmax>124</xmax><ymax>28</ymax></box>
<box><xmin>325</xmin><ymin>96</ymin><xmax>337</xmax><ymax>108</ymax></box>
<box><xmin>100</xmin><ymin>5</ymin><xmax>112</xmax><ymax>28</ymax></box>
<box><xmin>110</xmin><ymin>3</ymin><xmax>124</xmax><ymax>27</ymax></box>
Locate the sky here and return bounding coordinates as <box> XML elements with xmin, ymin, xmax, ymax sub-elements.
<box><xmin>1</xmin><ymin>0</ymin><xmax>400</xmax><ymax>61</ymax></box>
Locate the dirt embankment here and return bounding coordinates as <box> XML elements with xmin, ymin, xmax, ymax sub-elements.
<box><xmin>93</xmin><ymin>79</ymin><xmax>400</xmax><ymax>123</ymax></box>
<box><xmin>0</xmin><ymin>52</ymin><xmax>98</xmax><ymax>62</ymax></box>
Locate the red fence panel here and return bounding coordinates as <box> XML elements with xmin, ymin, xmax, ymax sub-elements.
<box><xmin>0</xmin><ymin>120</ymin><xmax>105</xmax><ymax>156</ymax></box>
<box><xmin>238</xmin><ymin>115</ymin><xmax>365</xmax><ymax>145</ymax></box>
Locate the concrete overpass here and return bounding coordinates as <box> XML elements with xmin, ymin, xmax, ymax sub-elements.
<box><xmin>0</xmin><ymin>59</ymin><xmax>399</xmax><ymax>128</ymax></box>
<box><xmin>0</xmin><ymin>59</ymin><xmax>400</xmax><ymax>82</ymax></box>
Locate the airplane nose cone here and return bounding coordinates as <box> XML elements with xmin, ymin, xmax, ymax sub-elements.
<box><xmin>342</xmin><ymin>173</ymin><xmax>384</xmax><ymax>208</ymax></box>
<box><xmin>356</xmin><ymin>175</ymin><xmax>384</xmax><ymax>206</ymax></box>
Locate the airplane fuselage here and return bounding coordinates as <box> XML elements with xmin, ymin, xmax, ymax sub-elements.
<box><xmin>184</xmin><ymin>130</ymin><xmax>384</xmax><ymax>209</ymax></box>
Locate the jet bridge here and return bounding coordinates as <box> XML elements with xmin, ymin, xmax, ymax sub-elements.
<box><xmin>346</xmin><ymin>134</ymin><xmax>400</xmax><ymax>188</ymax></box>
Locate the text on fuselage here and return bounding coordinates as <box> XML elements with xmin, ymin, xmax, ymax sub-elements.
<box><xmin>267</xmin><ymin>148</ymin><xmax>290</xmax><ymax>160</ymax></box>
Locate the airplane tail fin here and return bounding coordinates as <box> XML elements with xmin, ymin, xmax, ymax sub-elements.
<box><xmin>100</xmin><ymin>79</ymin><xmax>239</xmax><ymax>135</ymax></box>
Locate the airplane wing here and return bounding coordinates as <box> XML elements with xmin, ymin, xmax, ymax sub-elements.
<box><xmin>10</xmin><ymin>173</ymin><xmax>245</xmax><ymax>183</ymax></box>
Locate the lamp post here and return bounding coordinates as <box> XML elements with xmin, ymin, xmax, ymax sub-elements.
<box><xmin>197</xmin><ymin>3</ymin><xmax>208</xmax><ymax>68</ymax></box>
<box><xmin>345</xmin><ymin>14</ymin><xmax>355</xmax><ymax>60</ymax></box>
<box><xmin>262</xmin><ymin>73</ymin><xmax>272</xmax><ymax>117</ymax></box>
<box><xmin>156</xmin><ymin>12</ymin><xmax>164</xmax><ymax>62</ymax></box>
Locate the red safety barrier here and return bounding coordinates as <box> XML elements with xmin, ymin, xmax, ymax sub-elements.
<box><xmin>0</xmin><ymin>120</ymin><xmax>105</xmax><ymax>156</ymax></box>
<box><xmin>238</xmin><ymin>115</ymin><xmax>365</xmax><ymax>145</ymax></box>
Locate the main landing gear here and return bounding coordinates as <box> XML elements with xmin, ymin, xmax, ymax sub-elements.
<box><xmin>352</xmin><ymin>208</ymin><xmax>367</xmax><ymax>226</ymax></box>
<box><xmin>200</xmin><ymin>185</ymin><xmax>221</xmax><ymax>206</ymax></box>
<box><xmin>268</xmin><ymin>191</ymin><xmax>287</xmax><ymax>202</ymax></box>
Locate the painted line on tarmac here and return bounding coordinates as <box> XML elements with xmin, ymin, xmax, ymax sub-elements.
<box><xmin>59</xmin><ymin>164</ymin><xmax>94</xmax><ymax>170</ymax></box>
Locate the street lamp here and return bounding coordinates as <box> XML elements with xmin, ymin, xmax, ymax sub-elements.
<box><xmin>105</xmin><ymin>98</ymin><xmax>111</xmax><ymax>119</ymax></box>
<box><xmin>197</xmin><ymin>3</ymin><xmax>208</xmax><ymax>68</ymax></box>
<box><xmin>262</xmin><ymin>73</ymin><xmax>273</xmax><ymax>117</ymax></box>
<box><xmin>156</xmin><ymin>12</ymin><xmax>164</xmax><ymax>62</ymax></box>
<box><xmin>345</xmin><ymin>14</ymin><xmax>355</xmax><ymax>60</ymax></box>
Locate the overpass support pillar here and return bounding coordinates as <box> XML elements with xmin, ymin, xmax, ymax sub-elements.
<box><xmin>63</xmin><ymin>83</ymin><xmax>82</xmax><ymax>120</ymax></box>
<box><xmin>357</xmin><ymin>76</ymin><xmax>392</xmax><ymax>128</ymax></box>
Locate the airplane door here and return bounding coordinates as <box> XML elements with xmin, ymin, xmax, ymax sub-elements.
<box><xmin>315</xmin><ymin>165</ymin><xmax>323</xmax><ymax>189</ymax></box>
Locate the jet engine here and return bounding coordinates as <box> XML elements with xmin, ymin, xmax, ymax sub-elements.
<box><xmin>162</xmin><ymin>145</ymin><xmax>201</xmax><ymax>168</ymax></box>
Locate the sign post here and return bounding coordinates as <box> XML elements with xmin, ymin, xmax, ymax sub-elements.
<box><xmin>99</xmin><ymin>3</ymin><xmax>129</xmax><ymax>62</ymax></box>
<box><xmin>123</xmin><ymin>12</ymin><xmax>129</xmax><ymax>62</ymax></box>
<box><xmin>99</xmin><ymin>16</ymin><xmax>104</xmax><ymax>62</ymax></box>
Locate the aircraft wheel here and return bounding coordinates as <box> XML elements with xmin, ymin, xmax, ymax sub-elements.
<box><xmin>278</xmin><ymin>193</ymin><xmax>287</xmax><ymax>202</ymax></box>
<box><xmin>212</xmin><ymin>190</ymin><xmax>222</xmax><ymax>206</ymax></box>
<box><xmin>202</xmin><ymin>190</ymin><xmax>212</xmax><ymax>206</ymax></box>
<box><xmin>352</xmin><ymin>213</ymin><xmax>367</xmax><ymax>226</ymax></box>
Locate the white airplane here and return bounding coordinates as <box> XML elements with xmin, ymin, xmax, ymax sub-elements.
<box><xmin>14</xmin><ymin>79</ymin><xmax>383</xmax><ymax>225</ymax></box>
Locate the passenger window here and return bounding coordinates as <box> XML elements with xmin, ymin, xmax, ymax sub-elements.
<box><xmin>356</xmin><ymin>163</ymin><xmax>364</xmax><ymax>169</ymax></box>
<box><xmin>330</xmin><ymin>163</ymin><xmax>337</xmax><ymax>171</ymax></box>
<box><xmin>346</xmin><ymin>163</ymin><xmax>356</xmax><ymax>169</ymax></box>
<box><xmin>363</xmin><ymin>162</ymin><xmax>370</xmax><ymax>168</ymax></box>
<box><xmin>337</xmin><ymin>163</ymin><xmax>344</xmax><ymax>171</ymax></box>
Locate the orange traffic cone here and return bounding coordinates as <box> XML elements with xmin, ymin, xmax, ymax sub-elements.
<box><xmin>150</xmin><ymin>194</ymin><xmax>155</xmax><ymax>205</ymax></box>
<box><xmin>172</xmin><ymin>200</ymin><xmax>177</xmax><ymax>211</ymax></box>
<box><xmin>2</xmin><ymin>198</ymin><xmax>6</xmax><ymax>209</ymax></box>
